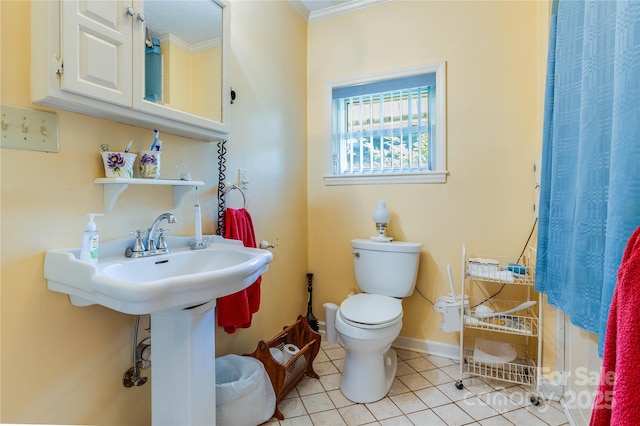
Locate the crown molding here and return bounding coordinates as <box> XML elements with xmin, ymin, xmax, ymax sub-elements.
<box><xmin>289</xmin><ymin>0</ymin><xmax>391</xmax><ymax>22</ymax></box>
<box><xmin>309</xmin><ymin>0</ymin><xmax>392</xmax><ymax>21</ymax></box>
<box><xmin>289</xmin><ymin>0</ymin><xmax>311</xmax><ymax>20</ymax></box>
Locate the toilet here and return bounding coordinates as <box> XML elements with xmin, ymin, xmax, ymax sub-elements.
<box><xmin>324</xmin><ymin>238</ymin><xmax>422</xmax><ymax>403</ymax></box>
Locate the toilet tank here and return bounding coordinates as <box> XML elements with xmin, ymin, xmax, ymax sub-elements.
<box><xmin>351</xmin><ymin>239</ymin><xmax>422</xmax><ymax>298</ymax></box>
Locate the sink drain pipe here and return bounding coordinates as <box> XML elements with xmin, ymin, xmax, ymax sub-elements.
<box><xmin>123</xmin><ymin>315</ymin><xmax>149</xmax><ymax>387</ymax></box>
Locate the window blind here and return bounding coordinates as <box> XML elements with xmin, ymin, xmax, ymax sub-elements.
<box><xmin>332</xmin><ymin>80</ymin><xmax>435</xmax><ymax>175</ymax></box>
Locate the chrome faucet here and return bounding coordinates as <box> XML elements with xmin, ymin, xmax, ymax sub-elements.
<box><xmin>147</xmin><ymin>213</ymin><xmax>177</xmax><ymax>250</ymax></box>
<box><xmin>125</xmin><ymin>213</ymin><xmax>177</xmax><ymax>258</ymax></box>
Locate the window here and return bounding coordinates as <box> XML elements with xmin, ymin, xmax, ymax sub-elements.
<box><xmin>324</xmin><ymin>62</ymin><xmax>447</xmax><ymax>185</ymax></box>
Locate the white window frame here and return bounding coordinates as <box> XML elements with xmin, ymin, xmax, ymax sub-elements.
<box><xmin>323</xmin><ymin>61</ymin><xmax>447</xmax><ymax>185</ymax></box>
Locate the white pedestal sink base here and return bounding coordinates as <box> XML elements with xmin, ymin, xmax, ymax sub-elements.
<box><xmin>151</xmin><ymin>300</ymin><xmax>217</xmax><ymax>426</ymax></box>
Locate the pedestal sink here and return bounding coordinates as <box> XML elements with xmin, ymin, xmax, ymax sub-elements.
<box><xmin>44</xmin><ymin>235</ymin><xmax>273</xmax><ymax>425</ymax></box>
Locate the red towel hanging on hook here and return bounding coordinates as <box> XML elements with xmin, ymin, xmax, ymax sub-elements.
<box><xmin>217</xmin><ymin>208</ymin><xmax>262</xmax><ymax>333</ymax></box>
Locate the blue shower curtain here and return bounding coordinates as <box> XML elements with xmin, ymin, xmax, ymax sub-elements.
<box><xmin>536</xmin><ymin>0</ymin><xmax>640</xmax><ymax>356</ymax></box>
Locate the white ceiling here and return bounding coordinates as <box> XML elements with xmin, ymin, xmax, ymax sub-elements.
<box><xmin>299</xmin><ymin>0</ymin><xmax>351</xmax><ymax>13</ymax></box>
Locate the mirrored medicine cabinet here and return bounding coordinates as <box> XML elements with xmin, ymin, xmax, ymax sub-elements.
<box><xmin>31</xmin><ymin>0</ymin><xmax>230</xmax><ymax>141</ymax></box>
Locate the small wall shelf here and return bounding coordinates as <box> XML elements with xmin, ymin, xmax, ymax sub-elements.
<box><xmin>94</xmin><ymin>178</ymin><xmax>205</xmax><ymax>212</ymax></box>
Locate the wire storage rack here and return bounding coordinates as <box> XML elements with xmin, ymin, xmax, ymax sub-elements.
<box><xmin>456</xmin><ymin>245</ymin><xmax>542</xmax><ymax>405</ymax></box>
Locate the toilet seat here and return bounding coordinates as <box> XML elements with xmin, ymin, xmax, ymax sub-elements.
<box><xmin>340</xmin><ymin>294</ymin><xmax>402</xmax><ymax>329</ymax></box>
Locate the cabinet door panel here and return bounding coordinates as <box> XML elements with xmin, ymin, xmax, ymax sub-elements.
<box><xmin>61</xmin><ymin>0</ymin><xmax>132</xmax><ymax>106</ymax></box>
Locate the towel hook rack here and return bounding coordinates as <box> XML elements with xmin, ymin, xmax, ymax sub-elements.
<box><xmin>224</xmin><ymin>184</ymin><xmax>247</xmax><ymax>209</ymax></box>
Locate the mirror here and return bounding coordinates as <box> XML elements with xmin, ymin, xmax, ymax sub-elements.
<box><xmin>142</xmin><ymin>0</ymin><xmax>223</xmax><ymax>123</ymax></box>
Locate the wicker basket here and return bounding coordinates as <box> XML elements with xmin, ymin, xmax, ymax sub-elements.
<box><xmin>244</xmin><ymin>315</ymin><xmax>321</xmax><ymax>420</ymax></box>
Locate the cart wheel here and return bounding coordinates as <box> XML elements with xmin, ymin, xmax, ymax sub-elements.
<box><xmin>530</xmin><ymin>396</ymin><xmax>541</xmax><ymax>406</ymax></box>
<box><xmin>455</xmin><ymin>381</ymin><xmax>464</xmax><ymax>390</ymax></box>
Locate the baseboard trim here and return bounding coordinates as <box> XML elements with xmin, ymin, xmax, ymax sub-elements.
<box><xmin>319</xmin><ymin>321</ymin><xmax>460</xmax><ymax>360</ymax></box>
<box><xmin>560</xmin><ymin>398</ymin><xmax>578</xmax><ymax>426</ymax></box>
<box><xmin>392</xmin><ymin>335</ymin><xmax>461</xmax><ymax>360</ymax></box>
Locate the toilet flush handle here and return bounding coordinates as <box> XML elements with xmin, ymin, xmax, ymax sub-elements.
<box><xmin>353</xmin><ymin>251</ymin><xmax>360</xmax><ymax>258</ymax></box>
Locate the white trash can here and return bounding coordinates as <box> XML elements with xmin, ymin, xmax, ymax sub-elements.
<box><xmin>216</xmin><ymin>354</ymin><xmax>276</xmax><ymax>425</ymax></box>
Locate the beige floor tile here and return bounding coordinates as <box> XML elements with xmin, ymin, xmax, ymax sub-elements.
<box><xmin>339</xmin><ymin>404</ymin><xmax>376</xmax><ymax>426</ymax></box>
<box><xmin>464</xmin><ymin>377</ymin><xmax>497</xmax><ymax>396</ymax></box>
<box><xmin>365</xmin><ymin>397</ymin><xmax>403</xmax><ymax>420</ymax></box>
<box><xmin>379</xmin><ymin>415</ymin><xmax>414</xmax><ymax>425</ymax></box>
<box><xmin>526</xmin><ymin>402</ymin><xmax>569</xmax><ymax>426</ymax></box>
<box><xmin>315</xmin><ymin>350</ymin><xmax>330</xmax><ymax>363</ymax></box>
<box><xmin>439</xmin><ymin>363</ymin><xmax>469</xmax><ymax>380</ymax></box>
<box><xmin>320</xmin><ymin>373</ymin><xmax>343</xmax><ymax>391</ymax></box>
<box><xmin>332</xmin><ymin>358</ymin><xmax>345</xmax><ymax>373</ymax></box>
<box><xmin>432</xmin><ymin>403</ymin><xmax>475</xmax><ymax>426</ymax></box>
<box><xmin>389</xmin><ymin>392</ymin><xmax>429</xmax><ymax>414</ymax></box>
<box><xmin>498</xmin><ymin>385</ymin><xmax>533</xmax><ymax>407</ymax></box>
<box><xmin>477</xmin><ymin>415</ymin><xmax>515</xmax><ymax>425</ymax></box>
<box><xmin>397</xmin><ymin>372</ymin><xmax>432</xmax><ymax>391</ymax></box>
<box><xmin>413</xmin><ymin>386</ymin><xmax>453</xmax><ymax>408</ymax></box>
<box><xmin>395</xmin><ymin>348</ymin><xmax>423</xmax><ymax>360</ymax></box>
<box><xmin>482</xmin><ymin>378</ymin><xmax>515</xmax><ymax>392</ymax></box>
<box><xmin>457</xmin><ymin>396</ymin><xmax>499</xmax><ymax>421</ymax></box>
<box><xmin>405</xmin><ymin>356</ymin><xmax>437</xmax><ymax>372</ymax></box>
<box><xmin>501</xmin><ymin>407</ymin><xmax>547</xmax><ymax>426</ymax></box>
<box><xmin>321</xmin><ymin>341</ymin><xmax>343</xmax><ymax>350</ymax></box>
<box><xmin>280</xmin><ymin>396</ymin><xmax>308</xmax><ymax>418</ymax></box>
<box><xmin>421</xmin><ymin>368</ymin><xmax>455</xmax><ymax>386</ymax></box>
<box><xmin>328</xmin><ymin>389</ymin><xmax>357</xmax><ymax>409</ymax></box>
<box><xmin>387</xmin><ymin>378</ymin><xmax>411</xmax><ymax>396</ymax></box>
<box><xmin>261</xmin><ymin>416</ymin><xmax>280</xmax><ymax>424</ymax></box>
<box><xmin>478</xmin><ymin>391</ymin><xmax>521</xmax><ymax>414</ymax></box>
<box><xmin>396</xmin><ymin>360</ymin><xmax>417</xmax><ymax>376</ymax></box>
<box><xmin>316</xmin><ymin>361</ymin><xmax>340</xmax><ymax>376</ymax></box>
<box><xmin>302</xmin><ymin>392</ymin><xmax>336</xmax><ymax>414</ymax></box>
<box><xmin>426</xmin><ymin>355</ymin><xmax>457</xmax><ymax>368</ymax></box>
<box><xmin>436</xmin><ymin>382</ymin><xmax>474</xmax><ymax>403</ymax></box>
<box><xmin>309</xmin><ymin>409</ymin><xmax>347</xmax><ymax>426</ymax></box>
<box><xmin>297</xmin><ymin>377</ymin><xmax>326</xmax><ymax>396</ymax></box>
<box><xmin>283</xmin><ymin>386</ymin><xmax>301</xmax><ymax>399</ymax></box>
<box><xmin>325</xmin><ymin>347</ymin><xmax>347</xmax><ymax>360</ymax></box>
<box><xmin>407</xmin><ymin>409</ymin><xmax>448</xmax><ymax>425</ymax></box>
<box><xmin>281</xmin><ymin>414</ymin><xmax>314</xmax><ymax>426</ymax></box>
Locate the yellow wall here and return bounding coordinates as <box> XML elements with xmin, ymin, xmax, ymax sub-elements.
<box><xmin>307</xmin><ymin>1</ymin><xmax>543</xmax><ymax>347</ymax></box>
<box><xmin>161</xmin><ymin>41</ymin><xmax>221</xmax><ymax>120</ymax></box>
<box><xmin>0</xmin><ymin>1</ymin><xmax>307</xmax><ymax>424</ymax></box>
<box><xmin>192</xmin><ymin>46</ymin><xmax>222</xmax><ymax>119</ymax></box>
<box><xmin>162</xmin><ymin>41</ymin><xmax>191</xmax><ymax>110</ymax></box>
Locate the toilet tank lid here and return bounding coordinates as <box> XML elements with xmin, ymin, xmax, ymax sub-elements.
<box><xmin>351</xmin><ymin>239</ymin><xmax>422</xmax><ymax>253</ymax></box>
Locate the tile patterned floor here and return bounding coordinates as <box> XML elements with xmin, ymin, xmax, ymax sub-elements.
<box><xmin>263</xmin><ymin>340</ymin><xmax>569</xmax><ymax>426</ymax></box>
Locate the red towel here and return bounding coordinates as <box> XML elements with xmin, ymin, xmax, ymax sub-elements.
<box><xmin>217</xmin><ymin>208</ymin><xmax>262</xmax><ymax>334</ymax></box>
<box><xmin>590</xmin><ymin>226</ymin><xmax>640</xmax><ymax>426</ymax></box>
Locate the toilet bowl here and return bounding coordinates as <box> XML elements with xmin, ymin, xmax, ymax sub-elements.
<box><xmin>325</xmin><ymin>239</ymin><xmax>422</xmax><ymax>403</ymax></box>
<box><xmin>334</xmin><ymin>293</ymin><xmax>403</xmax><ymax>402</ymax></box>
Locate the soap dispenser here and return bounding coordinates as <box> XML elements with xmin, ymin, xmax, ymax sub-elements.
<box><xmin>80</xmin><ymin>213</ymin><xmax>104</xmax><ymax>264</ymax></box>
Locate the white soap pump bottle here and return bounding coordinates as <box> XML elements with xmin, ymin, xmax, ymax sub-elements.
<box><xmin>80</xmin><ymin>213</ymin><xmax>104</xmax><ymax>264</ymax></box>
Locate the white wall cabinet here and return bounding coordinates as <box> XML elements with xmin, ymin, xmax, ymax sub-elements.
<box><xmin>31</xmin><ymin>0</ymin><xmax>230</xmax><ymax>142</ymax></box>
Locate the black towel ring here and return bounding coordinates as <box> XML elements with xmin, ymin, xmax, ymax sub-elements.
<box><xmin>224</xmin><ymin>184</ymin><xmax>247</xmax><ymax>208</ymax></box>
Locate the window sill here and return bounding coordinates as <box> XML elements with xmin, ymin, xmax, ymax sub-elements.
<box><xmin>323</xmin><ymin>171</ymin><xmax>448</xmax><ymax>186</ymax></box>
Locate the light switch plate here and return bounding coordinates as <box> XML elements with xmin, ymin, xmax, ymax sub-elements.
<box><xmin>1</xmin><ymin>105</ymin><xmax>59</xmax><ymax>152</ymax></box>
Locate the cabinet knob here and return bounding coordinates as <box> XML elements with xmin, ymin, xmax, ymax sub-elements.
<box><xmin>137</xmin><ymin>11</ymin><xmax>146</xmax><ymax>22</ymax></box>
<box><xmin>125</xmin><ymin>6</ymin><xmax>135</xmax><ymax>17</ymax></box>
